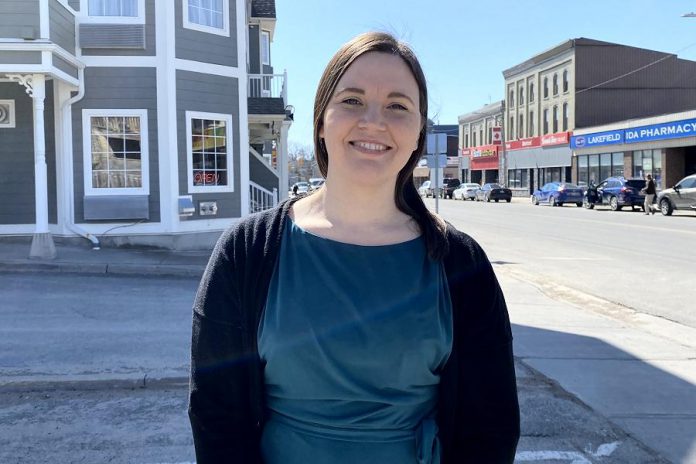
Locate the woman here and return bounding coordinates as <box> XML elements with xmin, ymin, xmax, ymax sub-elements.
<box><xmin>189</xmin><ymin>32</ymin><xmax>520</xmax><ymax>464</ymax></box>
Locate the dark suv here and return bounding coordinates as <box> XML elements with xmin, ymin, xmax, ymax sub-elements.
<box><xmin>441</xmin><ymin>178</ymin><xmax>461</xmax><ymax>199</ymax></box>
<box><xmin>595</xmin><ymin>177</ymin><xmax>646</xmax><ymax>211</ymax></box>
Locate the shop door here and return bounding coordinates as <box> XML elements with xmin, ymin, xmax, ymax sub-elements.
<box><xmin>472</xmin><ymin>170</ymin><xmax>482</xmax><ymax>185</ymax></box>
<box><xmin>529</xmin><ymin>169</ymin><xmax>535</xmax><ymax>195</ymax></box>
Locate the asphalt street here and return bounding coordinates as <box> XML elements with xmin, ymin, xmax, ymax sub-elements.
<box><xmin>429</xmin><ymin>197</ymin><xmax>696</xmax><ymax>328</ymax></box>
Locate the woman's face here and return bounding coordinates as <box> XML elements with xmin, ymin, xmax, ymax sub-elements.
<box><xmin>320</xmin><ymin>52</ymin><xmax>421</xmax><ymax>189</ymax></box>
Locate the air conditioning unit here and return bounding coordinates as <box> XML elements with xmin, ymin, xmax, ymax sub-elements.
<box><xmin>0</xmin><ymin>100</ymin><xmax>16</xmax><ymax>128</ymax></box>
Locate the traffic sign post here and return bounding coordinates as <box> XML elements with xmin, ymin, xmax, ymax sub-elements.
<box><xmin>426</xmin><ymin>133</ymin><xmax>447</xmax><ymax>214</ymax></box>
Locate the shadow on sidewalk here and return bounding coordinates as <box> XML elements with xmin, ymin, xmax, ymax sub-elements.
<box><xmin>513</xmin><ymin>324</ymin><xmax>696</xmax><ymax>464</ymax></box>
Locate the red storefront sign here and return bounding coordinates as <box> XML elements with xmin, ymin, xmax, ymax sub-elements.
<box><xmin>469</xmin><ymin>144</ymin><xmax>499</xmax><ymax>170</ymax></box>
<box><xmin>505</xmin><ymin>131</ymin><xmax>570</xmax><ymax>151</ymax></box>
<box><xmin>461</xmin><ymin>148</ymin><xmax>471</xmax><ymax>156</ymax></box>
<box><xmin>541</xmin><ymin>131</ymin><xmax>570</xmax><ymax>146</ymax></box>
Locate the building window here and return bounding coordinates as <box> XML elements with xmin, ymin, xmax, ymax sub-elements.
<box><xmin>509</xmin><ymin>89</ymin><xmax>515</xmax><ymax>107</ymax></box>
<box><xmin>186</xmin><ymin>111</ymin><xmax>234</xmax><ymax>192</ymax></box>
<box><xmin>612</xmin><ymin>152</ymin><xmax>624</xmax><ymax>177</ymax></box>
<box><xmin>563</xmin><ymin>70</ymin><xmax>569</xmax><ymax>93</ymax></box>
<box><xmin>553</xmin><ymin>74</ymin><xmax>559</xmax><ymax>95</ymax></box>
<box><xmin>261</xmin><ymin>30</ymin><xmax>271</xmax><ymax>65</ymax></box>
<box><xmin>82</xmin><ymin>109</ymin><xmax>149</xmax><ymax>195</ymax></box>
<box><xmin>472</xmin><ymin>132</ymin><xmax>477</xmax><ymax>147</ymax></box>
<box><xmin>529</xmin><ymin>82</ymin><xmax>534</xmax><ymax>103</ymax></box>
<box><xmin>88</xmin><ymin>0</ymin><xmax>137</xmax><ymax>16</ymax></box>
<box><xmin>633</xmin><ymin>150</ymin><xmax>662</xmax><ymax>186</ymax></box>
<box><xmin>552</xmin><ymin>106</ymin><xmax>558</xmax><ymax>133</ymax></box>
<box><xmin>83</xmin><ymin>0</ymin><xmax>144</xmax><ymax>23</ymax></box>
<box><xmin>0</xmin><ymin>100</ymin><xmax>16</xmax><ymax>128</ymax></box>
<box><xmin>577</xmin><ymin>155</ymin><xmax>589</xmax><ymax>185</ymax></box>
<box><xmin>509</xmin><ymin>116</ymin><xmax>515</xmax><ymax>140</ymax></box>
<box><xmin>488</xmin><ymin>127</ymin><xmax>492</xmax><ymax>144</ymax></box>
<box><xmin>507</xmin><ymin>169</ymin><xmax>529</xmax><ymax>189</ymax></box>
<box><xmin>519</xmin><ymin>114</ymin><xmax>524</xmax><ymax>138</ymax></box>
<box><xmin>543</xmin><ymin>77</ymin><xmax>549</xmax><ymax>98</ymax></box>
<box><xmin>519</xmin><ymin>86</ymin><xmax>524</xmax><ymax>106</ymax></box>
<box><xmin>528</xmin><ymin>110</ymin><xmax>534</xmax><ymax>137</ymax></box>
<box><xmin>543</xmin><ymin>109</ymin><xmax>549</xmax><ymax>134</ymax></box>
<box><xmin>464</xmin><ymin>133</ymin><xmax>469</xmax><ymax>148</ymax></box>
<box><xmin>183</xmin><ymin>0</ymin><xmax>230</xmax><ymax>36</ymax></box>
<box><xmin>562</xmin><ymin>103</ymin><xmax>568</xmax><ymax>131</ymax></box>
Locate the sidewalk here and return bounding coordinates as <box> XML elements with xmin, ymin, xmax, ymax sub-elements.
<box><xmin>1</xmin><ymin>241</ymin><xmax>695</xmax><ymax>462</ymax></box>
<box><xmin>498</xmin><ymin>269</ymin><xmax>696</xmax><ymax>464</ymax></box>
<box><xmin>0</xmin><ymin>239</ymin><xmax>210</xmax><ymax>278</ymax></box>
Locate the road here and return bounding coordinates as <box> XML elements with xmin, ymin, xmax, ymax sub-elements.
<box><xmin>0</xmin><ymin>271</ymin><xmax>669</xmax><ymax>463</ymax></box>
<box><xmin>428</xmin><ymin>197</ymin><xmax>696</xmax><ymax>329</ymax></box>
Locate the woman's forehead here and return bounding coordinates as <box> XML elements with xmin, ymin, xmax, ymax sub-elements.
<box><xmin>334</xmin><ymin>52</ymin><xmax>419</xmax><ymax>96</ymax></box>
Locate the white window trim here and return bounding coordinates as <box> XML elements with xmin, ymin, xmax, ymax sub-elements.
<box><xmin>261</xmin><ymin>30</ymin><xmax>270</xmax><ymax>66</ymax></box>
<box><xmin>182</xmin><ymin>0</ymin><xmax>230</xmax><ymax>37</ymax></box>
<box><xmin>186</xmin><ymin>111</ymin><xmax>235</xmax><ymax>194</ymax></box>
<box><xmin>79</xmin><ymin>0</ymin><xmax>146</xmax><ymax>24</ymax></box>
<box><xmin>0</xmin><ymin>100</ymin><xmax>16</xmax><ymax>128</ymax></box>
<box><xmin>82</xmin><ymin>109</ymin><xmax>150</xmax><ymax>196</ymax></box>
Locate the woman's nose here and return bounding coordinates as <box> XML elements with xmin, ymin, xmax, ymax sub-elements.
<box><xmin>358</xmin><ymin>105</ymin><xmax>386</xmax><ymax>130</ymax></box>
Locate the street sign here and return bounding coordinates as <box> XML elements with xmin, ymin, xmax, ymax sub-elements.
<box><xmin>492</xmin><ymin>126</ymin><xmax>502</xmax><ymax>145</ymax></box>
<box><xmin>425</xmin><ymin>154</ymin><xmax>448</xmax><ymax>168</ymax></box>
<box><xmin>426</xmin><ymin>133</ymin><xmax>447</xmax><ymax>154</ymax></box>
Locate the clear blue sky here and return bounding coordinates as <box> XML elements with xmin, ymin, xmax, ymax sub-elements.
<box><xmin>273</xmin><ymin>0</ymin><xmax>696</xmax><ymax>149</ymax></box>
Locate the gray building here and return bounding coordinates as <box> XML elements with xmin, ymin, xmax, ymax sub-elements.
<box><xmin>501</xmin><ymin>38</ymin><xmax>696</xmax><ymax>196</ymax></box>
<box><xmin>0</xmin><ymin>0</ymin><xmax>292</xmax><ymax>257</ymax></box>
<box><xmin>458</xmin><ymin>101</ymin><xmax>504</xmax><ymax>185</ymax></box>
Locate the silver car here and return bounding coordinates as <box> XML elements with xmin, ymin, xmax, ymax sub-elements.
<box><xmin>452</xmin><ymin>183</ymin><xmax>481</xmax><ymax>200</ymax></box>
<box><xmin>657</xmin><ymin>174</ymin><xmax>696</xmax><ymax>216</ymax></box>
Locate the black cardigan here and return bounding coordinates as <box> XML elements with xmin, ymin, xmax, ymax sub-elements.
<box><xmin>189</xmin><ymin>199</ymin><xmax>520</xmax><ymax>463</ymax></box>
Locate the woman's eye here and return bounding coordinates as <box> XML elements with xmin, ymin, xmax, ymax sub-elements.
<box><xmin>388</xmin><ymin>103</ymin><xmax>408</xmax><ymax>111</ymax></box>
<box><xmin>341</xmin><ymin>98</ymin><xmax>361</xmax><ymax>105</ymax></box>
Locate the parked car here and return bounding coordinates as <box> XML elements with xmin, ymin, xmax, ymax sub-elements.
<box><xmin>657</xmin><ymin>174</ymin><xmax>696</xmax><ymax>216</ymax></box>
<box><xmin>531</xmin><ymin>182</ymin><xmax>584</xmax><ymax>207</ymax></box>
<box><xmin>475</xmin><ymin>183</ymin><xmax>512</xmax><ymax>202</ymax></box>
<box><xmin>309</xmin><ymin>177</ymin><xmax>325</xmax><ymax>191</ymax></box>
<box><xmin>583</xmin><ymin>177</ymin><xmax>645</xmax><ymax>211</ymax></box>
<box><xmin>441</xmin><ymin>178</ymin><xmax>462</xmax><ymax>199</ymax></box>
<box><xmin>453</xmin><ymin>183</ymin><xmax>481</xmax><ymax>200</ymax></box>
<box><xmin>418</xmin><ymin>180</ymin><xmax>433</xmax><ymax>197</ymax></box>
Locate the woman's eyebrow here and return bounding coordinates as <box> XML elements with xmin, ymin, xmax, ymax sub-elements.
<box><xmin>334</xmin><ymin>87</ymin><xmax>415</xmax><ymax>105</ymax></box>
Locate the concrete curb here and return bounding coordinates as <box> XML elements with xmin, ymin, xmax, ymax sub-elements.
<box><xmin>0</xmin><ymin>260</ymin><xmax>204</xmax><ymax>279</ymax></box>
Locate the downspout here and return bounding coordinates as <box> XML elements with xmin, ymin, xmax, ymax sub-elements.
<box><xmin>60</xmin><ymin>66</ymin><xmax>100</xmax><ymax>249</ymax></box>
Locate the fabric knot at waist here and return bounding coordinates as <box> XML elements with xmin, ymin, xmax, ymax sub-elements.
<box><xmin>415</xmin><ymin>417</ymin><xmax>441</xmax><ymax>464</ymax></box>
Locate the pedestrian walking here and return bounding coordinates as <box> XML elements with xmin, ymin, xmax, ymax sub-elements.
<box><xmin>292</xmin><ymin>183</ymin><xmax>298</xmax><ymax>197</ymax></box>
<box><xmin>642</xmin><ymin>174</ymin><xmax>657</xmax><ymax>215</ymax></box>
<box><xmin>188</xmin><ymin>31</ymin><xmax>520</xmax><ymax>464</ymax></box>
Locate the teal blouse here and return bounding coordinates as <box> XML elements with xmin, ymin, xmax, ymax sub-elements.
<box><xmin>258</xmin><ymin>219</ymin><xmax>453</xmax><ymax>464</ymax></box>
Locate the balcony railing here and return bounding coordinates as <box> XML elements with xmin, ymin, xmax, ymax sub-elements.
<box><xmin>248</xmin><ymin>71</ymin><xmax>287</xmax><ymax>106</ymax></box>
<box><xmin>249</xmin><ymin>181</ymin><xmax>278</xmax><ymax>214</ymax></box>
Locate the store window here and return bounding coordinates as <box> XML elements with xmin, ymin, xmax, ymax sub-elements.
<box><xmin>588</xmin><ymin>154</ymin><xmax>600</xmax><ymax>184</ymax></box>
<box><xmin>186</xmin><ymin>111</ymin><xmax>234</xmax><ymax>192</ymax></box>
<box><xmin>540</xmin><ymin>167</ymin><xmax>563</xmax><ymax>184</ymax></box>
<box><xmin>507</xmin><ymin>169</ymin><xmax>529</xmax><ymax>189</ymax></box>
<box><xmin>633</xmin><ymin>150</ymin><xmax>662</xmax><ymax>186</ymax></box>
<box><xmin>612</xmin><ymin>152</ymin><xmax>624</xmax><ymax>177</ymax></box>
<box><xmin>552</xmin><ymin>106</ymin><xmax>558</xmax><ymax>133</ymax></box>
<box><xmin>184</xmin><ymin>0</ymin><xmax>230</xmax><ymax>36</ymax></box>
<box><xmin>543</xmin><ymin>109</ymin><xmax>549</xmax><ymax>134</ymax></box>
<box><xmin>563</xmin><ymin>70</ymin><xmax>569</xmax><ymax>93</ymax></box>
<box><xmin>562</xmin><ymin>103</ymin><xmax>568</xmax><ymax>131</ymax></box>
<box><xmin>82</xmin><ymin>109</ymin><xmax>148</xmax><ymax>195</ymax></box>
<box><xmin>600</xmin><ymin>153</ymin><xmax>612</xmax><ymax>181</ymax></box>
<box><xmin>552</xmin><ymin>74</ymin><xmax>559</xmax><ymax>95</ymax></box>
<box><xmin>577</xmin><ymin>155</ymin><xmax>589</xmax><ymax>185</ymax></box>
